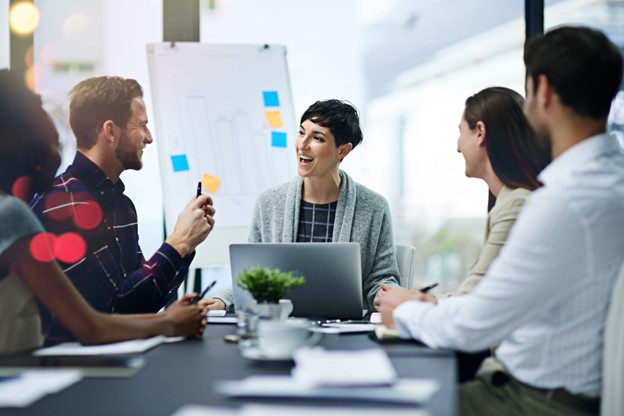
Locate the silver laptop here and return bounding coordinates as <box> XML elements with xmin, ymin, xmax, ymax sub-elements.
<box><xmin>229</xmin><ymin>243</ymin><xmax>364</xmax><ymax>319</ymax></box>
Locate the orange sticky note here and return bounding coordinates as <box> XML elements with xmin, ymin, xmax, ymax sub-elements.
<box><xmin>265</xmin><ymin>110</ymin><xmax>284</xmax><ymax>128</ymax></box>
<box><xmin>201</xmin><ymin>173</ymin><xmax>221</xmax><ymax>193</ymax></box>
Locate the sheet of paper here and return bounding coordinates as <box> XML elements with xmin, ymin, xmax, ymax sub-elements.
<box><xmin>369</xmin><ymin>312</ymin><xmax>382</xmax><ymax>324</ymax></box>
<box><xmin>171</xmin><ymin>405</ymin><xmax>237</xmax><ymax>416</ymax></box>
<box><xmin>292</xmin><ymin>348</ymin><xmax>396</xmax><ymax>386</ymax></box>
<box><xmin>173</xmin><ymin>404</ymin><xmax>430</xmax><ymax>416</ymax></box>
<box><xmin>34</xmin><ymin>336</ymin><xmax>165</xmax><ymax>356</ymax></box>
<box><xmin>310</xmin><ymin>323</ymin><xmax>375</xmax><ymax>334</ymax></box>
<box><xmin>216</xmin><ymin>376</ymin><xmax>440</xmax><ymax>404</ymax></box>
<box><xmin>242</xmin><ymin>405</ymin><xmax>430</xmax><ymax>416</ymax></box>
<box><xmin>207</xmin><ymin>316</ymin><xmax>238</xmax><ymax>324</ymax></box>
<box><xmin>0</xmin><ymin>370</ymin><xmax>82</xmax><ymax>408</ymax></box>
<box><xmin>164</xmin><ymin>336</ymin><xmax>186</xmax><ymax>343</ymax></box>
<box><xmin>374</xmin><ymin>325</ymin><xmax>401</xmax><ymax>340</ymax></box>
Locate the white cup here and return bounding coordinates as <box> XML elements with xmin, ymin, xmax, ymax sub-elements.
<box><xmin>257</xmin><ymin>319</ymin><xmax>321</xmax><ymax>356</ymax></box>
<box><xmin>278</xmin><ymin>299</ymin><xmax>293</xmax><ymax>321</ymax></box>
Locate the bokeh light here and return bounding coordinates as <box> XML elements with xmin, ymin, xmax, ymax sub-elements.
<box><xmin>62</xmin><ymin>13</ymin><xmax>91</xmax><ymax>41</ymax></box>
<box><xmin>24</xmin><ymin>46</ymin><xmax>34</xmax><ymax>67</ymax></box>
<box><xmin>73</xmin><ymin>200</ymin><xmax>103</xmax><ymax>230</ymax></box>
<box><xmin>9</xmin><ymin>2</ymin><xmax>40</xmax><ymax>36</ymax></box>
<box><xmin>12</xmin><ymin>176</ymin><xmax>33</xmax><ymax>202</ymax></box>
<box><xmin>44</xmin><ymin>192</ymin><xmax>74</xmax><ymax>222</ymax></box>
<box><xmin>30</xmin><ymin>232</ymin><xmax>57</xmax><ymax>263</ymax></box>
<box><xmin>54</xmin><ymin>233</ymin><xmax>86</xmax><ymax>263</ymax></box>
<box><xmin>24</xmin><ymin>64</ymin><xmax>37</xmax><ymax>92</ymax></box>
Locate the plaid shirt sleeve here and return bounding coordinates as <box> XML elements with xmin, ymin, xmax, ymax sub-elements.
<box><xmin>113</xmin><ymin>242</ymin><xmax>194</xmax><ymax>313</ymax></box>
<box><xmin>30</xmin><ymin>180</ymin><xmax>194</xmax><ymax>315</ymax></box>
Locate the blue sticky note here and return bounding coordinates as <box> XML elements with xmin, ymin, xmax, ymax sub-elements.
<box><xmin>271</xmin><ymin>131</ymin><xmax>287</xmax><ymax>148</ymax></box>
<box><xmin>171</xmin><ymin>154</ymin><xmax>190</xmax><ymax>172</ymax></box>
<box><xmin>263</xmin><ymin>91</ymin><xmax>280</xmax><ymax>107</ymax></box>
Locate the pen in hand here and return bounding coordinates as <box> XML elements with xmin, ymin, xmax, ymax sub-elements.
<box><xmin>196</xmin><ymin>181</ymin><xmax>202</xmax><ymax>198</ymax></box>
<box><xmin>190</xmin><ymin>280</ymin><xmax>217</xmax><ymax>305</ymax></box>
<box><xmin>419</xmin><ymin>282</ymin><xmax>438</xmax><ymax>293</ymax></box>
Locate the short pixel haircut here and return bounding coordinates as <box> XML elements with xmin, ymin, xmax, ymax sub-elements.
<box><xmin>300</xmin><ymin>99</ymin><xmax>363</xmax><ymax>149</ymax></box>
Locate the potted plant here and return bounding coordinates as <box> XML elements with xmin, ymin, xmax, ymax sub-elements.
<box><xmin>237</xmin><ymin>266</ymin><xmax>305</xmax><ymax>319</ymax></box>
<box><xmin>237</xmin><ymin>266</ymin><xmax>305</xmax><ymax>303</ymax></box>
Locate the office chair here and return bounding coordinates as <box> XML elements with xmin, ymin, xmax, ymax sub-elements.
<box><xmin>602</xmin><ymin>262</ymin><xmax>624</xmax><ymax>416</ymax></box>
<box><xmin>395</xmin><ymin>244</ymin><xmax>417</xmax><ymax>289</ymax></box>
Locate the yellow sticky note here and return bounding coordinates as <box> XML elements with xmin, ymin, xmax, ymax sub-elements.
<box><xmin>201</xmin><ymin>173</ymin><xmax>221</xmax><ymax>193</ymax></box>
<box><xmin>265</xmin><ymin>110</ymin><xmax>284</xmax><ymax>128</ymax></box>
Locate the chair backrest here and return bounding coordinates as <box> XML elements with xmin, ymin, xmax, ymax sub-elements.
<box><xmin>602</xmin><ymin>262</ymin><xmax>624</xmax><ymax>416</ymax></box>
<box><xmin>395</xmin><ymin>244</ymin><xmax>416</xmax><ymax>289</ymax></box>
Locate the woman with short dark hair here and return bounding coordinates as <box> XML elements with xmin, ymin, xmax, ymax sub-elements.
<box><xmin>209</xmin><ymin>100</ymin><xmax>400</xmax><ymax>313</ymax></box>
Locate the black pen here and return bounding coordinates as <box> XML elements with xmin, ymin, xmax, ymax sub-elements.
<box><xmin>419</xmin><ymin>282</ymin><xmax>439</xmax><ymax>293</ymax></box>
<box><xmin>190</xmin><ymin>280</ymin><xmax>217</xmax><ymax>304</ymax></box>
<box><xmin>196</xmin><ymin>181</ymin><xmax>202</xmax><ymax>198</ymax></box>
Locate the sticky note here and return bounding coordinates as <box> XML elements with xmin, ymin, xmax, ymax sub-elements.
<box><xmin>271</xmin><ymin>131</ymin><xmax>287</xmax><ymax>148</ymax></box>
<box><xmin>171</xmin><ymin>154</ymin><xmax>190</xmax><ymax>172</ymax></box>
<box><xmin>202</xmin><ymin>173</ymin><xmax>221</xmax><ymax>193</ymax></box>
<box><xmin>262</xmin><ymin>91</ymin><xmax>280</xmax><ymax>107</ymax></box>
<box><xmin>265</xmin><ymin>111</ymin><xmax>283</xmax><ymax>128</ymax></box>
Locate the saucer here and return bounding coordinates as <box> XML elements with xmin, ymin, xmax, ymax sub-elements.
<box><xmin>240</xmin><ymin>346</ymin><xmax>294</xmax><ymax>361</ymax></box>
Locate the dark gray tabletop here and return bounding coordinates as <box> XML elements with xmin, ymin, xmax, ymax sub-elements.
<box><xmin>1</xmin><ymin>324</ymin><xmax>456</xmax><ymax>416</ymax></box>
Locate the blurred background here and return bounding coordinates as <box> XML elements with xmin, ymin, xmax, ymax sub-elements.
<box><xmin>2</xmin><ymin>0</ymin><xmax>623</xmax><ymax>292</ymax></box>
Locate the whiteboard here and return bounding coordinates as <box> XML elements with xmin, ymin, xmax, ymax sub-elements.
<box><xmin>147</xmin><ymin>43</ymin><xmax>297</xmax><ymax>266</ymax></box>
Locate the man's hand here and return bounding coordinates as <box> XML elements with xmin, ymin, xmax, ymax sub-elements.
<box><xmin>166</xmin><ymin>195</ymin><xmax>215</xmax><ymax>257</ymax></box>
<box><xmin>374</xmin><ymin>284</ymin><xmax>436</xmax><ymax>328</ymax></box>
<box><xmin>198</xmin><ymin>297</ymin><xmax>226</xmax><ymax>312</ymax></box>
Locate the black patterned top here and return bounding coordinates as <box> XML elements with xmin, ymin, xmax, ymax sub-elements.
<box><xmin>296</xmin><ymin>200</ymin><xmax>338</xmax><ymax>243</ymax></box>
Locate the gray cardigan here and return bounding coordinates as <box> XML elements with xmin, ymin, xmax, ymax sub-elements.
<box><xmin>216</xmin><ymin>170</ymin><xmax>400</xmax><ymax>311</ymax></box>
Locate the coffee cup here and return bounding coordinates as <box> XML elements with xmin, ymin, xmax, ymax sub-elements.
<box><xmin>256</xmin><ymin>319</ymin><xmax>321</xmax><ymax>357</ymax></box>
<box><xmin>278</xmin><ymin>299</ymin><xmax>293</xmax><ymax>320</ymax></box>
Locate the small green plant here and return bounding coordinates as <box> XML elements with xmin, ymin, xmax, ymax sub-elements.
<box><xmin>237</xmin><ymin>266</ymin><xmax>305</xmax><ymax>304</ymax></box>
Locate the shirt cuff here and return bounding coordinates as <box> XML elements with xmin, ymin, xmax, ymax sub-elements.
<box><xmin>392</xmin><ymin>300</ymin><xmax>434</xmax><ymax>340</ymax></box>
<box><xmin>159</xmin><ymin>242</ymin><xmax>186</xmax><ymax>270</ymax></box>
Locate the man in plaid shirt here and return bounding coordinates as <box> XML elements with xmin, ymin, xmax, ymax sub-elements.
<box><xmin>30</xmin><ymin>76</ymin><xmax>215</xmax><ymax>344</ymax></box>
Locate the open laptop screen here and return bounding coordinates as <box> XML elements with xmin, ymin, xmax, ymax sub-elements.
<box><xmin>229</xmin><ymin>243</ymin><xmax>363</xmax><ymax>319</ymax></box>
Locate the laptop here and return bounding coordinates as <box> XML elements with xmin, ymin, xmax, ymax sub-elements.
<box><xmin>229</xmin><ymin>243</ymin><xmax>364</xmax><ymax>319</ymax></box>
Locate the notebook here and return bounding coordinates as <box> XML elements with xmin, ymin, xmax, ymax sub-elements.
<box><xmin>0</xmin><ymin>354</ymin><xmax>146</xmax><ymax>378</ymax></box>
<box><xmin>229</xmin><ymin>243</ymin><xmax>363</xmax><ymax>319</ymax></box>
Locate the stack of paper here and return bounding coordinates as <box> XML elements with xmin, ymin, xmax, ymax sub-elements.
<box><xmin>291</xmin><ymin>348</ymin><xmax>396</xmax><ymax>386</ymax></box>
<box><xmin>0</xmin><ymin>370</ymin><xmax>82</xmax><ymax>407</ymax></box>
<box><xmin>216</xmin><ymin>347</ymin><xmax>439</xmax><ymax>404</ymax></box>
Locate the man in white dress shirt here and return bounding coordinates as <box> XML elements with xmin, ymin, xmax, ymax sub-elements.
<box><xmin>376</xmin><ymin>26</ymin><xmax>623</xmax><ymax>415</ymax></box>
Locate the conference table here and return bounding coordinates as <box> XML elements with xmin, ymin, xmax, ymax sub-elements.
<box><xmin>3</xmin><ymin>323</ymin><xmax>457</xmax><ymax>416</ymax></box>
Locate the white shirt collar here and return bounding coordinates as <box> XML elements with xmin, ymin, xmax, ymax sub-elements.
<box><xmin>538</xmin><ymin>133</ymin><xmax>622</xmax><ymax>187</ymax></box>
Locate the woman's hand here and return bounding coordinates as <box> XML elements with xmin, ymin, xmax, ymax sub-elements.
<box><xmin>163</xmin><ymin>294</ymin><xmax>207</xmax><ymax>337</ymax></box>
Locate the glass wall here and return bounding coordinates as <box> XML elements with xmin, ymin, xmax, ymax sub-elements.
<box><xmin>14</xmin><ymin>0</ymin><xmax>624</xmax><ymax>293</ymax></box>
<box><xmin>365</xmin><ymin>0</ymin><xmax>624</xmax><ymax>291</ymax></box>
